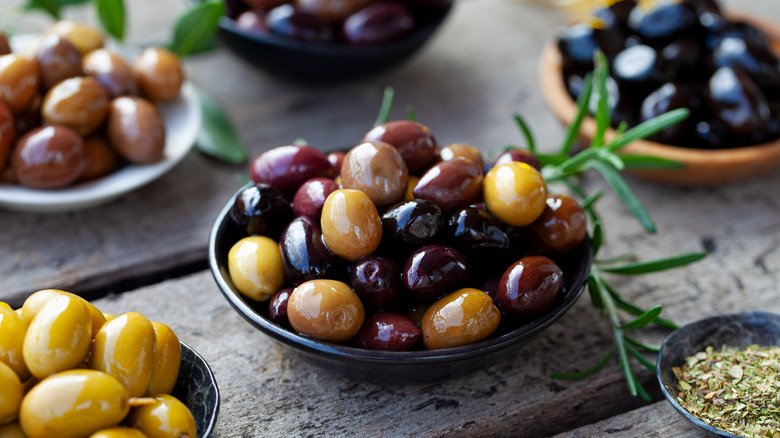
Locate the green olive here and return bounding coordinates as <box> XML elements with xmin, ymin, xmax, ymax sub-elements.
<box><xmin>89</xmin><ymin>312</ymin><xmax>156</xmax><ymax>397</ymax></box>
<box><xmin>0</xmin><ymin>306</ymin><xmax>30</xmax><ymax>381</ymax></box>
<box><xmin>146</xmin><ymin>322</ymin><xmax>181</xmax><ymax>395</ymax></box>
<box><xmin>90</xmin><ymin>427</ymin><xmax>149</xmax><ymax>438</ymax></box>
<box><xmin>0</xmin><ymin>422</ymin><xmax>26</xmax><ymax>438</ymax></box>
<box><xmin>127</xmin><ymin>394</ymin><xmax>196</xmax><ymax>438</ymax></box>
<box><xmin>421</xmin><ymin>288</ymin><xmax>501</xmax><ymax>350</ymax></box>
<box><xmin>320</xmin><ymin>189</ymin><xmax>382</xmax><ymax>261</ymax></box>
<box><xmin>19</xmin><ymin>369</ymin><xmax>130</xmax><ymax>438</ymax></box>
<box><xmin>483</xmin><ymin>162</ymin><xmax>547</xmax><ymax>226</ymax></box>
<box><xmin>21</xmin><ymin>289</ymin><xmax>106</xmax><ymax>337</ymax></box>
<box><xmin>0</xmin><ymin>362</ymin><xmax>22</xmax><ymax>426</ymax></box>
<box><xmin>22</xmin><ymin>294</ymin><xmax>91</xmax><ymax>379</ymax></box>
<box><xmin>228</xmin><ymin>236</ymin><xmax>285</xmax><ymax>302</ymax></box>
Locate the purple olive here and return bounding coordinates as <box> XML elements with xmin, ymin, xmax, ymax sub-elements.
<box><xmin>362</xmin><ymin>121</ymin><xmax>437</xmax><ymax>174</ymax></box>
<box><xmin>403</xmin><ymin>245</ymin><xmax>469</xmax><ymax>300</ymax></box>
<box><xmin>292</xmin><ymin>177</ymin><xmax>340</xmax><ymax>219</ymax></box>
<box><xmin>279</xmin><ymin>216</ymin><xmax>338</xmax><ymax>285</ymax></box>
<box><xmin>351</xmin><ymin>256</ymin><xmax>404</xmax><ymax>310</ymax></box>
<box><xmin>342</xmin><ymin>2</ymin><xmax>415</xmax><ymax>45</ymax></box>
<box><xmin>491</xmin><ymin>149</ymin><xmax>541</xmax><ymax>171</ymax></box>
<box><xmin>251</xmin><ymin>145</ymin><xmax>334</xmax><ymax>194</ymax></box>
<box><xmin>265</xmin><ymin>4</ymin><xmax>336</xmax><ymax>43</ymax></box>
<box><xmin>499</xmin><ymin>256</ymin><xmax>562</xmax><ymax>316</ymax></box>
<box><xmin>230</xmin><ymin>184</ymin><xmax>294</xmax><ymax>239</ymax></box>
<box><xmin>269</xmin><ymin>287</ymin><xmax>294</xmax><ymax>325</ymax></box>
<box><xmin>413</xmin><ymin>158</ymin><xmax>483</xmax><ymax>212</ymax></box>
<box><xmin>355</xmin><ymin>312</ymin><xmax>421</xmax><ymax>351</ymax></box>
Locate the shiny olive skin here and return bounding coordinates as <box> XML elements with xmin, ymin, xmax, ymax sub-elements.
<box><xmin>228</xmin><ymin>236</ymin><xmax>286</xmax><ymax>302</ymax></box>
<box><xmin>627</xmin><ymin>1</ymin><xmax>697</xmax><ymax>45</ymax></box>
<box><xmin>557</xmin><ymin>22</ymin><xmax>622</xmax><ymax>69</ymax></box>
<box><xmin>20</xmin><ymin>370</ymin><xmax>130</xmax><ymax>438</ymax></box>
<box><xmin>128</xmin><ymin>394</ymin><xmax>196</xmax><ymax>438</ymax></box>
<box><xmin>20</xmin><ymin>289</ymin><xmax>106</xmax><ymax>336</ymax></box>
<box><xmin>612</xmin><ymin>45</ymin><xmax>672</xmax><ymax>91</ymax></box>
<box><xmin>231</xmin><ymin>184</ymin><xmax>293</xmax><ymax>238</ymax></box>
<box><xmin>0</xmin><ymin>361</ymin><xmax>22</xmax><ymax>425</ymax></box>
<box><xmin>251</xmin><ymin>145</ymin><xmax>334</xmax><ymax>194</ymax></box>
<box><xmin>292</xmin><ymin>177</ymin><xmax>339</xmax><ymax>219</ymax></box>
<box><xmin>403</xmin><ymin>245</ymin><xmax>469</xmax><ymax>300</ymax></box>
<box><xmin>708</xmin><ymin>67</ymin><xmax>770</xmax><ymax>137</ymax></box>
<box><xmin>381</xmin><ymin>199</ymin><xmax>442</xmax><ymax>253</ymax></box>
<box><xmin>484</xmin><ymin>162</ymin><xmax>547</xmax><ymax>227</ymax></box>
<box><xmin>0</xmin><ymin>422</ymin><xmax>26</xmax><ymax>438</ymax></box>
<box><xmin>662</xmin><ymin>38</ymin><xmax>707</xmax><ymax>81</ymax></box>
<box><xmin>439</xmin><ymin>143</ymin><xmax>484</xmax><ymax>170</ymax></box>
<box><xmin>280</xmin><ymin>216</ymin><xmax>338</xmax><ymax>285</ymax></box>
<box><xmin>42</xmin><ymin>76</ymin><xmax>109</xmax><ymax>136</ymax></box>
<box><xmin>107</xmin><ymin>96</ymin><xmax>165</xmax><ymax>164</ymax></box>
<box><xmin>362</xmin><ymin>121</ymin><xmax>437</xmax><ymax>174</ymax></box>
<box><xmin>33</xmin><ymin>34</ymin><xmax>83</xmax><ymax>90</ymax></box>
<box><xmin>0</xmin><ymin>102</ymin><xmax>14</xmax><ymax>170</ymax></box>
<box><xmin>340</xmin><ymin>141</ymin><xmax>409</xmax><ymax>209</ymax></box>
<box><xmin>0</xmin><ymin>54</ymin><xmax>40</xmax><ymax>114</ymax></box>
<box><xmin>421</xmin><ymin>288</ymin><xmax>500</xmax><ymax>350</ymax></box>
<box><xmin>237</xmin><ymin>9</ymin><xmax>270</xmax><ymax>35</ymax></box>
<box><xmin>527</xmin><ymin>195</ymin><xmax>587</xmax><ymax>253</ymax></box>
<box><xmin>0</xmin><ymin>33</ymin><xmax>9</xmax><ymax>56</ymax></box>
<box><xmin>413</xmin><ymin>158</ymin><xmax>483</xmax><ymax>212</ymax></box>
<box><xmin>327</xmin><ymin>151</ymin><xmax>345</xmax><ymax>176</ymax></box>
<box><xmin>89</xmin><ymin>312</ymin><xmax>156</xmax><ymax>397</ymax></box>
<box><xmin>12</xmin><ymin>125</ymin><xmax>85</xmax><ymax>189</ymax></box>
<box><xmin>147</xmin><ymin>321</ymin><xmax>181</xmax><ymax>396</ymax></box>
<box><xmin>287</xmin><ymin>279</ymin><xmax>365</xmax><ymax>342</ymax></box>
<box><xmin>268</xmin><ymin>287</ymin><xmax>293</xmax><ymax>325</ymax></box>
<box><xmin>296</xmin><ymin>0</ymin><xmax>372</xmax><ymax>23</ymax></box>
<box><xmin>342</xmin><ymin>2</ymin><xmax>415</xmax><ymax>45</ymax></box>
<box><xmin>266</xmin><ymin>5</ymin><xmax>336</xmax><ymax>43</ymax></box>
<box><xmin>490</xmin><ymin>148</ymin><xmax>541</xmax><ymax>171</ymax></box>
<box><xmin>640</xmin><ymin>82</ymin><xmax>700</xmax><ymax>143</ymax></box>
<box><xmin>713</xmin><ymin>36</ymin><xmax>780</xmax><ymax>91</ymax></box>
<box><xmin>133</xmin><ymin>47</ymin><xmax>183</xmax><ymax>102</ymax></box>
<box><xmin>446</xmin><ymin>206</ymin><xmax>510</xmax><ymax>254</ymax></box>
<box><xmin>351</xmin><ymin>255</ymin><xmax>404</xmax><ymax>310</ymax></box>
<box><xmin>45</xmin><ymin>21</ymin><xmax>104</xmax><ymax>56</ymax></box>
<box><xmin>83</xmin><ymin>49</ymin><xmax>139</xmax><ymax>98</ymax></box>
<box><xmin>499</xmin><ymin>256</ymin><xmax>563</xmax><ymax>316</ymax></box>
<box><xmin>79</xmin><ymin>135</ymin><xmax>119</xmax><ymax>181</ymax></box>
<box><xmin>321</xmin><ymin>189</ymin><xmax>383</xmax><ymax>262</ymax></box>
<box><xmin>89</xmin><ymin>427</ymin><xmax>149</xmax><ymax>438</ymax></box>
<box><xmin>355</xmin><ymin>312</ymin><xmax>421</xmax><ymax>351</ymax></box>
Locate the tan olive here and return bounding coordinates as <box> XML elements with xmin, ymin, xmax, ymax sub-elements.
<box><xmin>79</xmin><ymin>135</ymin><xmax>118</xmax><ymax>181</ymax></box>
<box><xmin>127</xmin><ymin>394</ymin><xmax>196</xmax><ymax>438</ymax></box>
<box><xmin>0</xmin><ymin>362</ymin><xmax>22</xmax><ymax>426</ymax></box>
<box><xmin>147</xmin><ymin>322</ymin><xmax>181</xmax><ymax>395</ymax></box>
<box><xmin>439</xmin><ymin>143</ymin><xmax>484</xmax><ymax>170</ymax></box>
<box><xmin>33</xmin><ymin>34</ymin><xmax>83</xmax><ymax>90</ymax></box>
<box><xmin>19</xmin><ymin>369</ymin><xmax>130</xmax><ymax>438</ymax></box>
<box><xmin>42</xmin><ymin>76</ymin><xmax>110</xmax><ymax>136</ymax></box>
<box><xmin>421</xmin><ymin>288</ymin><xmax>501</xmax><ymax>350</ymax></box>
<box><xmin>22</xmin><ymin>294</ymin><xmax>92</xmax><ymax>379</ymax></box>
<box><xmin>90</xmin><ymin>427</ymin><xmax>149</xmax><ymax>438</ymax></box>
<box><xmin>106</xmin><ymin>96</ymin><xmax>165</xmax><ymax>164</ymax></box>
<box><xmin>287</xmin><ymin>279</ymin><xmax>365</xmax><ymax>342</ymax></box>
<box><xmin>21</xmin><ymin>290</ymin><xmax>106</xmax><ymax>336</ymax></box>
<box><xmin>45</xmin><ymin>21</ymin><xmax>104</xmax><ymax>56</ymax></box>
<box><xmin>228</xmin><ymin>235</ymin><xmax>285</xmax><ymax>302</ymax></box>
<box><xmin>12</xmin><ymin>125</ymin><xmax>86</xmax><ymax>189</ymax></box>
<box><xmin>0</xmin><ymin>101</ymin><xmax>14</xmax><ymax>172</ymax></box>
<box><xmin>89</xmin><ymin>312</ymin><xmax>156</xmax><ymax>397</ymax></box>
<box><xmin>0</xmin><ymin>306</ymin><xmax>29</xmax><ymax>382</ymax></box>
<box><xmin>133</xmin><ymin>47</ymin><xmax>183</xmax><ymax>102</ymax></box>
<box><xmin>83</xmin><ymin>49</ymin><xmax>138</xmax><ymax>98</ymax></box>
<box><xmin>320</xmin><ymin>189</ymin><xmax>382</xmax><ymax>261</ymax></box>
<box><xmin>340</xmin><ymin>141</ymin><xmax>409</xmax><ymax>209</ymax></box>
<box><xmin>0</xmin><ymin>422</ymin><xmax>26</xmax><ymax>438</ymax></box>
<box><xmin>0</xmin><ymin>32</ymin><xmax>10</xmax><ymax>56</ymax></box>
<box><xmin>0</xmin><ymin>55</ymin><xmax>40</xmax><ymax>114</ymax></box>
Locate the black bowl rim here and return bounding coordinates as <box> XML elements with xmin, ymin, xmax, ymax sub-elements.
<box><xmin>180</xmin><ymin>341</ymin><xmax>221</xmax><ymax>438</ymax></box>
<box><xmin>656</xmin><ymin>311</ymin><xmax>780</xmax><ymax>438</ymax></box>
<box><xmin>209</xmin><ymin>181</ymin><xmax>592</xmax><ymax>365</ymax></box>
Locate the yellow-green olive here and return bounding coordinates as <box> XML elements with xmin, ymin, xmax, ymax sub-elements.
<box><xmin>0</xmin><ymin>362</ymin><xmax>22</xmax><ymax>426</ymax></box>
<box><xmin>0</xmin><ymin>422</ymin><xmax>26</xmax><ymax>438</ymax></box>
<box><xmin>83</xmin><ymin>49</ymin><xmax>138</xmax><ymax>98</ymax></box>
<box><xmin>21</xmin><ymin>289</ymin><xmax>106</xmax><ymax>336</ymax></box>
<box><xmin>0</xmin><ymin>54</ymin><xmax>40</xmax><ymax>114</ymax></box>
<box><xmin>106</xmin><ymin>96</ymin><xmax>165</xmax><ymax>164</ymax></box>
<box><xmin>287</xmin><ymin>279</ymin><xmax>365</xmax><ymax>342</ymax></box>
<box><xmin>132</xmin><ymin>47</ymin><xmax>183</xmax><ymax>102</ymax></box>
<box><xmin>320</xmin><ymin>189</ymin><xmax>382</xmax><ymax>261</ymax></box>
<box><xmin>22</xmin><ymin>294</ymin><xmax>91</xmax><ymax>379</ymax></box>
<box><xmin>19</xmin><ymin>369</ymin><xmax>130</xmax><ymax>438</ymax></box>
<box><xmin>228</xmin><ymin>235</ymin><xmax>285</xmax><ymax>302</ymax></box>
<box><xmin>483</xmin><ymin>162</ymin><xmax>547</xmax><ymax>226</ymax></box>
<box><xmin>421</xmin><ymin>288</ymin><xmax>501</xmax><ymax>350</ymax></box>
<box><xmin>0</xmin><ymin>306</ymin><xmax>29</xmax><ymax>383</ymax></box>
<box><xmin>90</xmin><ymin>427</ymin><xmax>148</xmax><ymax>438</ymax></box>
<box><xmin>89</xmin><ymin>312</ymin><xmax>156</xmax><ymax>397</ymax></box>
<box><xmin>42</xmin><ymin>76</ymin><xmax>110</xmax><ymax>136</ymax></box>
<box><xmin>45</xmin><ymin>21</ymin><xmax>104</xmax><ymax>56</ymax></box>
<box><xmin>147</xmin><ymin>322</ymin><xmax>181</xmax><ymax>395</ymax></box>
<box><xmin>127</xmin><ymin>394</ymin><xmax>196</xmax><ymax>438</ymax></box>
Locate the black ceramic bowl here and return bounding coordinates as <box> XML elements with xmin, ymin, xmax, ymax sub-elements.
<box><xmin>175</xmin><ymin>342</ymin><xmax>221</xmax><ymax>438</ymax></box>
<box><xmin>208</xmin><ymin>182</ymin><xmax>592</xmax><ymax>385</ymax></box>
<box><xmin>657</xmin><ymin>311</ymin><xmax>780</xmax><ymax>438</ymax></box>
<box><xmin>215</xmin><ymin>4</ymin><xmax>452</xmax><ymax>82</ymax></box>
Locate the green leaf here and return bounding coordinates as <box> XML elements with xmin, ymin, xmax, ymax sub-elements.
<box><xmin>606</xmin><ymin>109</ymin><xmax>689</xmax><ymax>152</ymax></box>
<box><xmin>560</xmin><ymin>72</ymin><xmax>593</xmax><ymax>156</ymax></box>
<box><xmin>587</xmin><ymin>273</ymin><xmax>603</xmax><ymax>309</ymax></box>
<box><xmin>94</xmin><ymin>0</ymin><xmax>125</xmax><ymax>40</ymax></box>
<box><xmin>591</xmin><ymin>53</ymin><xmax>610</xmax><ymax>149</ymax></box>
<box><xmin>597</xmin><ymin>150</ymin><xmax>624</xmax><ymax>171</ymax></box>
<box><xmin>374</xmin><ymin>87</ymin><xmax>394</xmax><ymax>126</ymax></box>
<box><xmin>536</xmin><ymin>153</ymin><xmax>568</xmax><ymax>167</ymax></box>
<box><xmin>615</xmin><ymin>335</ymin><xmax>640</xmax><ymax>398</ymax></box>
<box><xmin>592</xmin><ymin>220</ymin><xmax>603</xmax><ymax>256</ymax></box>
<box><xmin>601</xmin><ymin>252</ymin><xmax>707</xmax><ymax>275</ymax></box>
<box><xmin>513</xmin><ymin>114</ymin><xmax>536</xmax><ymax>153</ymax></box>
<box><xmin>292</xmin><ymin>138</ymin><xmax>309</xmax><ymax>146</ymax></box>
<box><xmin>406</xmin><ymin>105</ymin><xmax>416</xmax><ymax>122</ymax></box>
<box><xmin>550</xmin><ymin>346</ymin><xmax>615</xmax><ymax>380</ymax></box>
<box><xmin>625</xmin><ymin>336</ymin><xmax>660</xmax><ymax>353</ymax></box>
<box><xmin>588</xmin><ymin>159</ymin><xmax>656</xmax><ymax>233</ymax></box>
<box><xmin>580</xmin><ymin>190</ymin><xmax>602</xmax><ymax>212</ymax></box>
<box><xmin>620</xmin><ymin>154</ymin><xmax>684</xmax><ymax>170</ymax></box>
<box><xmin>169</xmin><ymin>0</ymin><xmax>224</xmax><ymax>57</ymax></box>
<box><xmin>626</xmin><ymin>343</ymin><xmax>657</xmax><ymax>373</ymax></box>
<box><xmin>619</xmin><ymin>305</ymin><xmax>662</xmax><ymax>330</ymax></box>
<box><xmin>603</xmin><ymin>281</ymin><xmax>679</xmax><ymax>330</ymax></box>
<box><xmin>595</xmin><ymin>252</ymin><xmax>635</xmax><ymax>265</ymax></box>
<box><xmin>194</xmin><ymin>86</ymin><xmax>248</xmax><ymax>164</ymax></box>
<box><xmin>23</xmin><ymin>0</ymin><xmax>60</xmax><ymax>18</ymax></box>
<box><xmin>234</xmin><ymin>173</ymin><xmax>252</xmax><ymax>185</ymax></box>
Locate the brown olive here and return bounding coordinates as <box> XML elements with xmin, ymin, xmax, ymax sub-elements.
<box><xmin>413</xmin><ymin>157</ymin><xmax>483</xmax><ymax>212</ymax></box>
<box><xmin>438</xmin><ymin>143</ymin><xmax>484</xmax><ymax>170</ymax></box>
<box><xmin>340</xmin><ymin>141</ymin><xmax>409</xmax><ymax>209</ymax></box>
<box><xmin>83</xmin><ymin>49</ymin><xmax>138</xmax><ymax>98</ymax></box>
<box><xmin>106</xmin><ymin>96</ymin><xmax>165</xmax><ymax>164</ymax></box>
<box><xmin>78</xmin><ymin>135</ymin><xmax>119</xmax><ymax>181</ymax></box>
<box><xmin>0</xmin><ymin>32</ymin><xmax>10</xmax><ymax>56</ymax></box>
<box><xmin>320</xmin><ymin>189</ymin><xmax>382</xmax><ymax>261</ymax></box>
<box><xmin>527</xmin><ymin>194</ymin><xmax>587</xmax><ymax>253</ymax></box>
<box><xmin>287</xmin><ymin>279</ymin><xmax>365</xmax><ymax>342</ymax></box>
<box><xmin>362</xmin><ymin>120</ymin><xmax>438</xmax><ymax>174</ymax></box>
<box><xmin>42</xmin><ymin>76</ymin><xmax>110</xmax><ymax>136</ymax></box>
<box><xmin>421</xmin><ymin>288</ymin><xmax>500</xmax><ymax>350</ymax></box>
<box><xmin>0</xmin><ymin>54</ymin><xmax>40</xmax><ymax>114</ymax></box>
<box><xmin>498</xmin><ymin>256</ymin><xmax>563</xmax><ymax>316</ymax></box>
<box><xmin>0</xmin><ymin>101</ymin><xmax>14</xmax><ymax>170</ymax></box>
<box><xmin>34</xmin><ymin>34</ymin><xmax>83</xmax><ymax>90</ymax></box>
<box><xmin>12</xmin><ymin>125</ymin><xmax>85</xmax><ymax>189</ymax></box>
<box><xmin>45</xmin><ymin>21</ymin><xmax>105</xmax><ymax>56</ymax></box>
<box><xmin>296</xmin><ymin>0</ymin><xmax>373</xmax><ymax>23</ymax></box>
<box><xmin>133</xmin><ymin>47</ymin><xmax>183</xmax><ymax>102</ymax></box>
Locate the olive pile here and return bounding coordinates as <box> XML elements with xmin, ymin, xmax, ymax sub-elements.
<box><xmin>0</xmin><ymin>21</ymin><xmax>183</xmax><ymax>190</ymax></box>
<box><xmin>224</xmin><ymin>0</ymin><xmax>451</xmax><ymax>45</ymax></box>
<box><xmin>226</xmin><ymin>120</ymin><xmax>587</xmax><ymax>351</ymax></box>
<box><xmin>557</xmin><ymin>0</ymin><xmax>780</xmax><ymax>149</ymax></box>
<box><xmin>0</xmin><ymin>290</ymin><xmax>197</xmax><ymax>438</ymax></box>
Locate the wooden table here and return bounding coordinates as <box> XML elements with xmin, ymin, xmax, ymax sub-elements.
<box><xmin>2</xmin><ymin>0</ymin><xmax>780</xmax><ymax>436</ymax></box>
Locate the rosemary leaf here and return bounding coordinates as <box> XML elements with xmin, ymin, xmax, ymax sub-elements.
<box><xmin>535</xmin><ymin>153</ymin><xmax>568</xmax><ymax>167</ymax></box>
<box><xmin>619</xmin><ymin>305</ymin><xmax>662</xmax><ymax>330</ymax></box>
<box><xmin>597</xmin><ymin>150</ymin><xmax>625</xmax><ymax>171</ymax></box>
<box><xmin>592</xmin><ymin>53</ymin><xmax>610</xmax><ymax>149</ymax></box>
<box><xmin>626</xmin><ymin>343</ymin><xmax>656</xmax><ymax>372</ymax></box>
<box><xmin>591</xmin><ymin>220</ymin><xmax>603</xmax><ymax>256</ymax></box>
<box><xmin>374</xmin><ymin>87</ymin><xmax>395</xmax><ymax>126</ymax></box>
<box><xmin>588</xmin><ymin>159</ymin><xmax>657</xmax><ymax>234</ymax></box>
<box><xmin>606</xmin><ymin>109</ymin><xmax>690</xmax><ymax>152</ymax></box>
<box><xmin>625</xmin><ymin>336</ymin><xmax>660</xmax><ymax>353</ymax></box>
<box><xmin>580</xmin><ymin>189</ymin><xmax>602</xmax><ymax>212</ymax></box>
<box><xmin>601</xmin><ymin>252</ymin><xmax>707</xmax><ymax>275</ymax></box>
<box><xmin>406</xmin><ymin>105</ymin><xmax>416</xmax><ymax>122</ymax></box>
<box><xmin>513</xmin><ymin>114</ymin><xmax>536</xmax><ymax>153</ymax></box>
<box><xmin>604</xmin><ymin>281</ymin><xmax>679</xmax><ymax>330</ymax></box>
<box><xmin>587</xmin><ymin>273</ymin><xmax>603</xmax><ymax>309</ymax></box>
<box><xmin>560</xmin><ymin>72</ymin><xmax>593</xmax><ymax>156</ymax></box>
<box><xmin>620</xmin><ymin>154</ymin><xmax>684</xmax><ymax>170</ymax></box>
<box><xmin>594</xmin><ymin>253</ymin><xmax>635</xmax><ymax>265</ymax></box>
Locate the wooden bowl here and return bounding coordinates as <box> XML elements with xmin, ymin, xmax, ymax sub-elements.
<box><xmin>538</xmin><ymin>13</ymin><xmax>780</xmax><ymax>185</ymax></box>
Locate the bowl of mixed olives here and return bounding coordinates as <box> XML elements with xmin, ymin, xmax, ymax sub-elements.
<box><xmin>213</xmin><ymin>0</ymin><xmax>453</xmax><ymax>81</ymax></box>
<box><xmin>0</xmin><ymin>22</ymin><xmax>200</xmax><ymax>213</ymax></box>
<box><xmin>209</xmin><ymin>120</ymin><xmax>591</xmax><ymax>385</ymax></box>
<box><xmin>539</xmin><ymin>0</ymin><xmax>780</xmax><ymax>184</ymax></box>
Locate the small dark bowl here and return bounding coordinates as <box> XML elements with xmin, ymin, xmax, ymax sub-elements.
<box><xmin>208</xmin><ymin>182</ymin><xmax>592</xmax><ymax>385</ymax></box>
<box><xmin>657</xmin><ymin>311</ymin><xmax>780</xmax><ymax>437</ymax></box>
<box><xmin>216</xmin><ymin>5</ymin><xmax>452</xmax><ymax>82</ymax></box>
<box><xmin>174</xmin><ymin>342</ymin><xmax>221</xmax><ymax>438</ymax></box>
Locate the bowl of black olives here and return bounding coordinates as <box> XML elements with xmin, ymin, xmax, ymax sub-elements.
<box><xmin>539</xmin><ymin>0</ymin><xmax>780</xmax><ymax>185</ymax></box>
<box><xmin>209</xmin><ymin>120</ymin><xmax>592</xmax><ymax>385</ymax></box>
<box><xmin>213</xmin><ymin>0</ymin><xmax>453</xmax><ymax>82</ymax></box>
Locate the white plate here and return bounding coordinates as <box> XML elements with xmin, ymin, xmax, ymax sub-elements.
<box><xmin>0</xmin><ymin>81</ymin><xmax>200</xmax><ymax>213</ymax></box>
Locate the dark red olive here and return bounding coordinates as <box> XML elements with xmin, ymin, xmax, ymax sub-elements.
<box><xmin>491</xmin><ymin>148</ymin><xmax>541</xmax><ymax>171</ymax></box>
<box><xmin>527</xmin><ymin>195</ymin><xmax>587</xmax><ymax>253</ymax></box>
<box><xmin>269</xmin><ymin>287</ymin><xmax>293</xmax><ymax>325</ymax></box>
<box><xmin>479</xmin><ymin>276</ymin><xmax>501</xmax><ymax>307</ymax></box>
<box><xmin>0</xmin><ymin>101</ymin><xmax>14</xmax><ymax>170</ymax></box>
<box><xmin>265</xmin><ymin>5</ymin><xmax>335</xmax><ymax>43</ymax></box>
<box><xmin>446</xmin><ymin>206</ymin><xmax>510</xmax><ymax>254</ymax></box>
<box><xmin>708</xmin><ymin>67</ymin><xmax>770</xmax><ymax>137</ymax></box>
<box><xmin>0</xmin><ymin>32</ymin><xmax>9</xmax><ymax>56</ymax></box>
<box><xmin>327</xmin><ymin>151</ymin><xmax>345</xmax><ymax>176</ymax></box>
<box><xmin>499</xmin><ymin>256</ymin><xmax>563</xmax><ymax>316</ymax></box>
<box><xmin>403</xmin><ymin>245</ymin><xmax>469</xmax><ymax>300</ymax></box>
<box><xmin>351</xmin><ymin>256</ymin><xmax>404</xmax><ymax>310</ymax></box>
<box><xmin>362</xmin><ymin>120</ymin><xmax>437</xmax><ymax>174</ymax></box>
<box><xmin>12</xmin><ymin>125</ymin><xmax>85</xmax><ymax>189</ymax></box>
<box><xmin>355</xmin><ymin>312</ymin><xmax>421</xmax><ymax>351</ymax></box>
<box><xmin>627</xmin><ymin>2</ymin><xmax>696</xmax><ymax>45</ymax></box>
<box><xmin>342</xmin><ymin>2</ymin><xmax>415</xmax><ymax>45</ymax></box>
<box><xmin>381</xmin><ymin>199</ymin><xmax>442</xmax><ymax>252</ymax></box>
<box><xmin>413</xmin><ymin>158</ymin><xmax>483</xmax><ymax>212</ymax></box>
<box><xmin>236</xmin><ymin>9</ymin><xmax>270</xmax><ymax>35</ymax></box>
<box><xmin>230</xmin><ymin>184</ymin><xmax>294</xmax><ymax>239</ymax></box>
<box><xmin>279</xmin><ymin>216</ymin><xmax>338</xmax><ymax>285</ymax></box>
<box><xmin>292</xmin><ymin>177</ymin><xmax>339</xmax><ymax>219</ymax></box>
<box><xmin>251</xmin><ymin>145</ymin><xmax>334</xmax><ymax>194</ymax></box>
